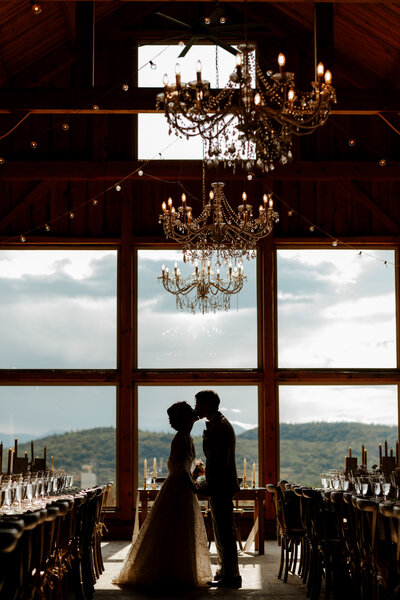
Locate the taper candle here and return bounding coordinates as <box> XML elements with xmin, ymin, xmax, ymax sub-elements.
<box><xmin>379</xmin><ymin>443</ymin><xmax>383</xmax><ymax>465</ymax></box>
<box><xmin>31</xmin><ymin>441</ymin><xmax>34</xmax><ymax>463</ymax></box>
<box><xmin>153</xmin><ymin>457</ymin><xmax>157</xmax><ymax>480</ymax></box>
<box><xmin>252</xmin><ymin>462</ymin><xmax>256</xmax><ymax>487</ymax></box>
<box><xmin>385</xmin><ymin>439</ymin><xmax>388</xmax><ymax>457</ymax></box>
<box><xmin>397</xmin><ymin>441</ymin><xmax>399</xmax><ymax>467</ymax></box>
<box><xmin>144</xmin><ymin>458</ymin><xmax>147</xmax><ymax>479</ymax></box>
<box><xmin>243</xmin><ymin>458</ymin><xmax>247</xmax><ymax>480</ymax></box>
<box><xmin>364</xmin><ymin>449</ymin><xmax>367</xmax><ymax>467</ymax></box>
<box><xmin>50</xmin><ymin>456</ymin><xmax>54</xmax><ymax>471</ymax></box>
<box><xmin>7</xmin><ymin>448</ymin><xmax>12</xmax><ymax>474</ymax></box>
<box><xmin>349</xmin><ymin>447</ymin><xmax>352</xmax><ymax>458</ymax></box>
<box><xmin>14</xmin><ymin>437</ymin><xmax>18</xmax><ymax>456</ymax></box>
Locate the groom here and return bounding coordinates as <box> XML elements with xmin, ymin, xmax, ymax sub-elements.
<box><xmin>194</xmin><ymin>389</ymin><xmax>242</xmax><ymax>589</ymax></box>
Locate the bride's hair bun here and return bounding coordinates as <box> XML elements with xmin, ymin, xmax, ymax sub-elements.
<box><xmin>167</xmin><ymin>401</ymin><xmax>196</xmax><ymax>430</ymax></box>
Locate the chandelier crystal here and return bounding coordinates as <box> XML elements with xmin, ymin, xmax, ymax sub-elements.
<box><xmin>156</xmin><ymin>43</ymin><xmax>335</xmax><ymax>172</ymax></box>
<box><xmin>158</xmin><ymin>254</ymin><xmax>246</xmax><ymax>314</ymax></box>
<box><xmin>159</xmin><ymin>181</ymin><xmax>279</xmax><ymax>263</ymax></box>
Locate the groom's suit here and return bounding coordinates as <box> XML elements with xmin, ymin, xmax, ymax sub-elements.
<box><xmin>202</xmin><ymin>411</ymin><xmax>240</xmax><ymax>580</ymax></box>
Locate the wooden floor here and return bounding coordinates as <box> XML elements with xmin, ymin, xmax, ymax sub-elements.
<box><xmin>94</xmin><ymin>540</ymin><xmax>306</xmax><ymax>599</ymax></box>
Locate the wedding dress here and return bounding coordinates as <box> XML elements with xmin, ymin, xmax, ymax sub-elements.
<box><xmin>113</xmin><ymin>431</ymin><xmax>212</xmax><ymax>589</ymax></box>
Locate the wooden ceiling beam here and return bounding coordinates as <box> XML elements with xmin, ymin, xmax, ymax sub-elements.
<box><xmin>0</xmin><ymin>87</ymin><xmax>398</xmax><ymax>115</ymax></box>
<box><xmin>0</xmin><ymin>161</ymin><xmax>399</xmax><ymax>181</ymax></box>
<box><xmin>339</xmin><ymin>181</ymin><xmax>400</xmax><ymax>235</ymax></box>
<box><xmin>0</xmin><ymin>181</ymin><xmax>50</xmax><ymax>231</ymax></box>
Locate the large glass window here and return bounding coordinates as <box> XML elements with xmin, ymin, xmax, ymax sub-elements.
<box><xmin>138</xmin><ymin>385</ymin><xmax>259</xmax><ymax>485</ymax></box>
<box><xmin>0</xmin><ymin>250</ymin><xmax>117</xmax><ymax>368</ymax></box>
<box><xmin>279</xmin><ymin>385</ymin><xmax>398</xmax><ymax>487</ymax></box>
<box><xmin>137</xmin><ymin>249</ymin><xmax>257</xmax><ymax>369</ymax></box>
<box><xmin>277</xmin><ymin>249</ymin><xmax>396</xmax><ymax>368</ymax></box>
<box><xmin>0</xmin><ymin>386</ymin><xmax>117</xmax><ymax>505</ymax></box>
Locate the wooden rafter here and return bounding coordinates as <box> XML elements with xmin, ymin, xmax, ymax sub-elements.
<box><xmin>339</xmin><ymin>180</ymin><xmax>400</xmax><ymax>235</ymax></box>
<box><xmin>0</xmin><ymin>181</ymin><xmax>50</xmax><ymax>231</ymax></box>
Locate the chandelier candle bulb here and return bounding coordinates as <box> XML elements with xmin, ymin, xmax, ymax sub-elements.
<box><xmin>175</xmin><ymin>63</ymin><xmax>181</xmax><ymax>87</ymax></box>
<box><xmin>236</xmin><ymin>52</ymin><xmax>243</xmax><ymax>78</ymax></box>
<box><xmin>324</xmin><ymin>70</ymin><xmax>332</xmax><ymax>85</ymax></box>
<box><xmin>162</xmin><ymin>201</ymin><xmax>167</xmax><ymax>212</ymax></box>
<box><xmin>163</xmin><ymin>73</ymin><xmax>169</xmax><ymax>87</ymax></box>
<box><xmin>196</xmin><ymin>60</ymin><xmax>202</xmax><ymax>83</ymax></box>
<box><xmin>317</xmin><ymin>62</ymin><xmax>325</xmax><ymax>81</ymax></box>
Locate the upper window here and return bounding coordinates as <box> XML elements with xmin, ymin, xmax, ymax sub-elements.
<box><xmin>137</xmin><ymin>249</ymin><xmax>257</xmax><ymax>369</ymax></box>
<box><xmin>137</xmin><ymin>44</ymin><xmax>253</xmax><ymax>160</ymax></box>
<box><xmin>277</xmin><ymin>249</ymin><xmax>396</xmax><ymax>368</ymax></box>
<box><xmin>0</xmin><ymin>250</ymin><xmax>117</xmax><ymax>368</ymax></box>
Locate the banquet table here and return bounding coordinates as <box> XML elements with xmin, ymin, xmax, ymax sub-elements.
<box><xmin>135</xmin><ymin>486</ymin><xmax>266</xmax><ymax>554</ymax></box>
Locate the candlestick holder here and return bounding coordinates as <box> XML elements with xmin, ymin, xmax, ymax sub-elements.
<box><xmin>242</xmin><ymin>477</ymin><xmax>248</xmax><ymax>489</ymax></box>
<box><xmin>251</xmin><ymin>481</ymin><xmax>256</xmax><ymax>489</ymax></box>
<box><xmin>143</xmin><ymin>477</ymin><xmax>147</xmax><ymax>490</ymax></box>
<box><xmin>382</xmin><ymin>456</ymin><xmax>396</xmax><ymax>476</ymax></box>
<box><xmin>151</xmin><ymin>478</ymin><xmax>157</xmax><ymax>490</ymax></box>
<box><xmin>344</xmin><ymin>457</ymin><xmax>357</xmax><ymax>476</ymax></box>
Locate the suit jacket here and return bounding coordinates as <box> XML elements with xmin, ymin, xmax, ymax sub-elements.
<box><xmin>202</xmin><ymin>411</ymin><xmax>240</xmax><ymax>497</ymax></box>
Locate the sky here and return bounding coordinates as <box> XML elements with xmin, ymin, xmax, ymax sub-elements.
<box><xmin>0</xmin><ymin>246</ymin><xmax>397</xmax><ymax>440</ymax></box>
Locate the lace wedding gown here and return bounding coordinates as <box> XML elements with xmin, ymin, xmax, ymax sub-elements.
<box><xmin>113</xmin><ymin>431</ymin><xmax>212</xmax><ymax>589</ymax></box>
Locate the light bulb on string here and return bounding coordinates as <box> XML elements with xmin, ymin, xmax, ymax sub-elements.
<box><xmin>92</xmin><ymin>104</ymin><xmax>99</xmax><ymax>111</ymax></box>
<box><xmin>332</xmin><ymin>240</ymin><xmax>338</xmax><ymax>247</ymax></box>
<box><xmin>379</xmin><ymin>158</ymin><xmax>387</xmax><ymax>167</ymax></box>
<box><xmin>61</xmin><ymin>123</ymin><xmax>69</xmax><ymax>131</ymax></box>
<box><xmin>20</xmin><ymin>235</ymin><xmax>26</xmax><ymax>242</ymax></box>
<box><xmin>309</xmin><ymin>225</ymin><xmax>315</xmax><ymax>232</ymax></box>
<box><xmin>115</xmin><ymin>184</ymin><xmax>122</xmax><ymax>192</ymax></box>
<box><xmin>92</xmin><ymin>198</ymin><xmax>99</xmax><ymax>205</ymax></box>
<box><xmin>204</xmin><ymin>16</ymin><xmax>211</xmax><ymax>25</ymax></box>
<box><xmin>30</xmin><ymin>140</ymin><xmax>38</xmax><ymax>149</ymax></box>
<box><xmin>31</xmin><ymin>2</ymin><xmax>42</xmax><ymax>15</ymax></box>
<box><xmin>69</xmin><ymin>211</ymin><xmax>75</xmax><ymax>219</ymax></box>
<box><xmin>149</xmin><ymin>61</ymin><xmax>157</xmax><ymax>71</ymax></box>
<box><xmin>138</xmin><ymin>170</ymin><xmax>144</xmax><ymax>177</ymax></box>
<box><xmin>44</xmin><ymin>224</ymin><xmax>50</xmax><ymax>232</ymax></box>
<box><xmin>122</xmin><ymin>83</ymin><xmax>129</xmax><ymax>91</ymax></box>
<box><xmin>348</xmin><ymin>138</ymin><xmax>356</xmax><ymax>147</ymax></box>
<box><xmin>0</xmin><ymin>157</ymin><xmax>4</xmax><ymax>165</ymax></box>
<box><xmin>288</xmin><ymin>209</ymin><xmax>294</xmax><ymax>216</ymax></box>
<box><xmin>219</xmin><ymin>16</ymin><xmax>226</xmax><ymax>24</ymax></box>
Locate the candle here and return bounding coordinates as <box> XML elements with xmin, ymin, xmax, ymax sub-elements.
<box><xmin>385</xmin><ymin>439</ymin><xmax>388</xmax><ymax>457</ymax></box>
<box><xmin>153</xmin><ymin>457</ymin><xmax>157</xmax><ymax>480</ymax></box>
<box><xmin>349</xmin><ymin>447</ymin><xmax>352</xmax><ymax>458</ymax></box>
<box><xmin>243</xmin><ymin>458</ymin><xmax>247</xmax><ymax>480</ymax></box>
<box><xmin>44</xmin><ymin>446</ymin><xmax>47</xmax><ymax>464</ymax></box>
<box><xmin>252</xmin><ymin>462</ymin><xmax>256</xmax><ymax>487</ymax></box>
<box><xmin>50</xmin><ymin>456</ymin><xmax>54</xmax><ymax>471</ymax></box>
<box><xmin>14</xmin><ymin>437</ymin><xmax>18</xmax><ymax>456</ymax></box>
<box><xmin>144</xmin><ymin>458</ymin><xmax>147</xmax><ymax>479</ymax></box>
<box><xmin>0</xmin><ymin>442</ymin><xmax>2</xmax><ymax>472</ymax></box>
<box><xmin>364</xmin><ymin>449</ymin><xmax>367</xmax><ymax>467</ymax></box>
<box><xmin>362</xmin><ymin>444</ymin><xmax>365</xmax><ymax>464</ymax></box>
<box><xmin>379</xmin><ymin>443</ymin><xmax>382</xmax><ymax>465</ymax></box>
<box><xmin>24</xmin><ymin>451</ymin><xmax>28</xmax><ymax>458</ymax></box>
<box><xmin>7</xmin><ymin>448</ymin><xmax>12</xmax><ymax>475</ymax></box>
<box><xmin>390</xmin><ymin>448</ymin><xmax>393</xmax><ymax>457</ymax></box>
<box><xmin>31</xmin><ymin>441</ymin><xmax>34</xmax><ymax>463</ymax></box>
<box><xmin>397</xmin><ymin>441</ymin><xmax>399</xmax><ymax>467</ymax></box>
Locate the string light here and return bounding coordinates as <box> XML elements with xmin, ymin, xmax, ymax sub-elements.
<box><xmin>61</xmin><ymin>123</ymin><xmax>69</xmax><ymax>131</ymax></box>
<box><xmin>92</xmin><ymin>198</ymin><xmax>99</xmax><ymax>205</ymax></box>
<box><xmin>288</xmin><ymin>209</ymin><xmax>294</xmax><ymax>216</ymax></box>
<box><xmin>379</xmin><ymin>158</ymin><xmax>387</xmax><ymax>167</ymax></box>
<box><xmin>149</xmin><ymin>61</ymin><xmax>157</xmax><ymax>70</ymax></box>
<box><xmin>92</xmin><ymin>104</ymin><xmax>99</xmax><ymax>111</ymax></box>
<box><xmin>44</xmin><ymin>224</ymin><xmax>50</xmax><ymax>232</ymax></box>
<box><xmin>115</xmin><ymin>184</ymin><xmax>122</xmax><ymax>192</ymax></box>
<box><xmin>204</xmin><ymin>16</ymin><xmax>211</xmax><ymax>24</ymax></box>
<box><xmin>0</xmin><ymin>157</ymin><xmax>4</xmax><ymax>165</ymax></box>
<box><xmin>219</xmin><ymin>16</ymin><xmax>227</xmax><ymax>24</ymax></box>
<box><xmin>332</xmin><ymin>240</ymin><xmax>338</xmax><ymax>247</ymax></box>
<box><xmin>30</xmin><ymin>141</ymin><xmax>38</xmax><ymax>149</ymax></box>
<box><xmin>138</xmin><ymin>170</ymin><xmax>144</xmax><ymax>177</ymax></box>
<box><xmin>69</xmin><ymin>212</ymin><xmax>75</xmax><ymax>219</ymax></box>
<box><xmin>20</xmin><ymin>235</ymin><xmax>26</xmax><ymax>242</ymax></box>
<box><xmin>309</xmin><ymin>225</ymin><xmax>315</xmax><ymax>232</ymax></box>
<box><xmin>31</xmin><ymin>2</ymin><xmax>42</xmax><ymax>15</ymax></box>
<box><xmin>348</xmin><ymin>138</ymin><xmax>356</xmax><ymax>147</ymax></box>
<box><xmin>122</xmin><ymin>83</ymin><xmax>129</xmax><ymax>92</ymax></box>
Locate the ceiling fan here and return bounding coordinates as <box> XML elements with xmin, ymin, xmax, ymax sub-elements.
<box><xmin>153</xmin><ymin>7</ymin><xmax>240</xmax><ymax>57</ymax></box>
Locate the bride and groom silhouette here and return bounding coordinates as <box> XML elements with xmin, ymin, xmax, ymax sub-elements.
<box><xmin>113</xmin><ymin>389</ymin><xmax>242</xmax><ymax>590</ymax></box>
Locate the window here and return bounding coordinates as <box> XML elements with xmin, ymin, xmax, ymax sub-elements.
<box><xmin>137</xmin><ymin>249</ymin><xmax>258</xmax><ymax>369</ymax></box>
<box><xmin>0</xmin><ymin>250</ymin><xmax>117</xmax><ymax>368</ymax></box>
<box><xmin>279</xmin><ymin>385</ymin><xmax>398</xmax><ymax>487</ymax></box>
<box><xmin>277</xmin><ymin>249</ymin><xmax>396</xmax><ymax>368</ymax></box>
<box><xmin>0</xmin><ymin>385</ymin><xmax>117</xmax><ymax>505</ymax></box>
<box><xmin>138</xmin><ymin>385</ymin><xmax>259</xmax><ymax>485</ymax></box>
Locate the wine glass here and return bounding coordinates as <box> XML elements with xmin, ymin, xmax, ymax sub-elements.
<box><xmin>381</xmin><ymin>474</ymin><xmax>391</xmax><ymax>501</ymax></box>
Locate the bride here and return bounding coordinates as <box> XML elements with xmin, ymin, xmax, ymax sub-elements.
<box><xmin>113</xmin><ymin>401</ymin><xmax>212</xmax><ymax>589</ymax></box>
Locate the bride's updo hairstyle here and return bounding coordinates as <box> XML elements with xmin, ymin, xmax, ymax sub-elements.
<box><xmin>167</xmin><ymin>401</ymin><xmax>196</xmax><ymax>431</ymax></box>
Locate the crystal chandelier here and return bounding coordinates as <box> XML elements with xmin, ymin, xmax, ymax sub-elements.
<box><xmin>156</xmin><ymin>43</ymin><xmax>335</xmax><ymax>172</ymax></box>
<box><xmin>158</xmin><ymin>254</ymin><xmax>246</xmax><ymax>314</ymax></box>
<box><xmin>159</xmin><ymin>181</ymin><xmax>279</xmax><ymax>263</ymax></box>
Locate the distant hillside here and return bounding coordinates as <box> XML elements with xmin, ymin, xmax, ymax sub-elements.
<box><xmin>1</xmin><ymin>422</ymin><xmax>396</xmax><ymax>490</ymax></box>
